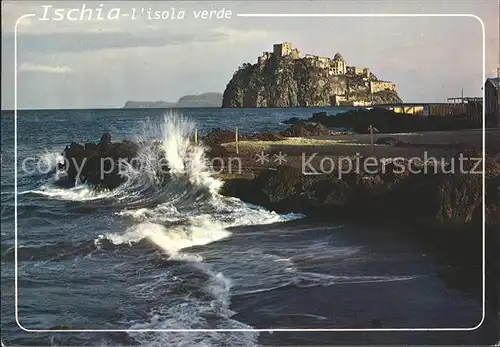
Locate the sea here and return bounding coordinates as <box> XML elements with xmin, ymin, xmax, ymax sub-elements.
<box><xmin>0</xmin><ymin>107</ymin><xmax>489</xmax><ymax>346</ymax></box>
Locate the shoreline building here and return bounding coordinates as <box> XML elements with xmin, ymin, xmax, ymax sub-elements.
<box><xmin>485</xmin><ymin>77</ymin><xmax>499</xmax><ymax>127</ymax></box>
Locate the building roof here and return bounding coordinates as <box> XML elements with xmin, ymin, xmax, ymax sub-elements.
<box><xmin>333</xmin><ymin>52</ymin><xmax>344</xmax><ymax>61</ymax></box>
<box><xmin>486</xmin><ymin>77</ymin><xmax>499</xmax><ymax>89</ymax></box>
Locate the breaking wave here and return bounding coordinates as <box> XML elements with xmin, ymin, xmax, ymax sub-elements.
<box><xmin>23</xmin><ymin>112</ymin><xmax>303</xmax><ymax>230</ymax></box>
<box><xmin>127</xmin><ymin>262</ymin><xmax>259</xmax><ymax>347</ymax></box>
<box><xmin>20</xmin><ymin>182</ymin><xmax>119</xmax><ymax>201</ymax></box>
<box><xmin>96</xmin><ymin>218</ymin><xmax>231</xmax><ymax>261</ymax></box>
<box><xmin>18</xmin><ymin>111</ymin><xmax>303</xmax><ymax>344</ymax></box>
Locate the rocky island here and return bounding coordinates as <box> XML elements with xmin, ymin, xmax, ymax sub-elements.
<box><xmin>124</xmin><ymin>92</ymin><xmax>223</xmax><ymax>108</ymax></box>
<box><xmin>222</xmin><ymin>42</ymin><xmax>402</xmax><ymax>108</ymax></box>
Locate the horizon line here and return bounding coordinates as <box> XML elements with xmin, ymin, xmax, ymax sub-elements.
<box><xmin>1</xmin><ymin>101</ymin><xmax>483</xmax><ymax>113</ymax></box>
<box><xmin>0</xmin><ymin>98</ymin><xmax>484</xmax><ymax>113</ymax></box>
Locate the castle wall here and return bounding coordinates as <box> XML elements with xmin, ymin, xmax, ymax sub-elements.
<box><xmin>370</xmin><ymin>81</ymin><xmax>396</xmax><ymax>93</ymax></box>
<box><xmin>273</xmin><ymin>42</ymin><xmax>301</xmax><ymax>59</ymax></box>
<box><xmin>290</xmin><ymin>48</ymin><xmax>301</xmax><ymax>59</ymax></box>
<box><xmin>352</xmin><ymin>100</ymin><xmax>372</xmax><ymax>106</ymax></box>
<box><xmin>347</xmin><ymin>66</ymin><xmax>370</xmax><ymax>77</ymax></box>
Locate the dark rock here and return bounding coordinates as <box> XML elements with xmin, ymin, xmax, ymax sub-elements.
<box><xmin>84</xmin><ymin>143</ymin><xmax>99</xmax><ymax>152</ymax></box>
<box><xmin>249</xmin><ymin>132</ymin><xmax>284</xmax><ymax>141</ymax></box>
<box><xmin>206</xmin><ymin>144</ymin><xmax>230</xmax><ymax>158</ymax></box>
<box><xmin>201</xmin><ymin>128</ymin><xmax>238</xmax><ymax>146</ymax></box>
<box><xmin>281</xmin><ymin>121</ymin><xmax>332</xmax><ymax>137</ymax></box>
<box><xmin>282</xmin><ymin>117</ymin><xmax>302</xmax><ymax>125</ymax></box>
<box><xmin>201</xmin><ymin>128</ymin><xmax>239</xmax><ymax>158</ymax></box>
<box><xmin>98</xmin><ymin>132</ymin><xmax>113</xmax><ymax>150</ymax></box>
<box><xmin>221</xmin><ymin>151</ymin><xmax>499</xmax><ymax>230</ymax></box>
<box><xmin>307</xmin><ymin>108</ymin><xmax>481</xmax><ymax>133</ymax></box>
<box><xmin>309</xmin><ymin>112</ymin><xmax>332</xmax><ymax>125</ymax></box>
<box><xmin>114</xmin><ymin>140</ymin><xmax>140</xmax><ymax>159</ymax></box>
<box><xmin>59</xmin><ymin>142</ymin><xmax>85</xmax><ymax>180</ymax></box>
<box><xmin>59</xmin><ymin>133</ymin><xmax>141</xmax><ymax>190</ymax></box>
<box><xmin>312</xmin><ymin>111</ymin><xmax>328</xmax><ymax>118</ymax></box>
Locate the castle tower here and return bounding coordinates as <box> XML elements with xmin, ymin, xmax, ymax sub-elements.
<box><xmin>273</xmin><ymin>42</ymin><xmax>294</xmax><ymax>57</ymax></box>
<box><xmin>333</xmin><ymin>52</ymin><xmax>346</xmax><ymax>75</ymax></box>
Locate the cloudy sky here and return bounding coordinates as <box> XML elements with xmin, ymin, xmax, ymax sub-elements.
<box><xmin>1</xmin><ymin>0</ymin><xmax>498</xmax><ymax>110</ymax></box>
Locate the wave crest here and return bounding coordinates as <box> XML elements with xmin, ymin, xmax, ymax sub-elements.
<box><xmin>96</xmin><ymin>218</ymin><xmax>231</xmax><ymax>261</ymax></box>
<box><xmin>123</xmin><ymin>113</ymin><xmax>223</xmax><ymax>196</ymax></box>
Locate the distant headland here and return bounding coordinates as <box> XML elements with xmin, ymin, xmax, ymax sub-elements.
<box><xmin>222</xmin><ymin>42</ymin><xmax>402</xmax><ymax>108</ymax></box>
<box><xmin>123</xmin><ymin>92</ymin><xmax>222</xmax><ymax>108</ymax></box>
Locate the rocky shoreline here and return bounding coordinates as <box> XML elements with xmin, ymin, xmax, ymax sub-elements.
<box><xmin>287</xmin><ymin>107</ymin><xmax>482</xmax><ymax>133</ymax></box>
<box><xmin>57</xmin><ymin>109</ymin><xmax>499</xmax><ymax>236</ymax></box>
<box><xmin>56</xmin><ymin>109</ymin><xmax>498</xmax><ymax>314</ymax></box>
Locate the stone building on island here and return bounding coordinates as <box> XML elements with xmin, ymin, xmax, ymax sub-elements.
<box><xmin>273</xmin><ymin>42</ymin><xmax>301</xmax><ymax>58</ymax></box>
<box><xmin>256</xmin><ymin>42</ymin><xmax>398</xmax><ymax>105</ymax></box>
<box><xmin>370</xmin><ymin>81</ymin><xmax>397</xmax><ymax>93</ymax></box>
<box><xmin>346</xmin><ymin>66</ymin><xmax>370</xmax><ymax>78</ymax></box>
<box><xmin>261</xmin><ymin>42</ymin><xmax>371</xmax><ymax>78</ymax></box>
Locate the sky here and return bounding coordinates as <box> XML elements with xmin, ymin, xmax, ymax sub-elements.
<box><xmin>1</xmin><ymin>0</ymin><xmax>499</xmax><ymax>110</ymax></box>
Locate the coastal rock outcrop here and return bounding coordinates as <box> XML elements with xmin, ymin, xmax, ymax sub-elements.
<box><xmin>221</xmin><ymin>150</ymin><xmax>500</xmax><ymax>230</ymax></box>
<box><xmin>58</xmin><ymin>133</ymin><xmax>140</xmax><ymax>190</ymax></box>
<box><xmin>308</xmin><ymin>108</ymin><xmax>482</xmax><ymax>133</ymax></box>
<box><xmin>280</xmin><ymin>121</ymin><xmax>333</xmax><ymax>137</ymax></box>
<box><xmin>222</xmin><ymin>43</ymin><xmax>402</xmax><ymax>108</ymax></box>
<box><xmin>57</xmin><ymin>132</ymin><xmax>498</xmax><ymax>235</ymax></box>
